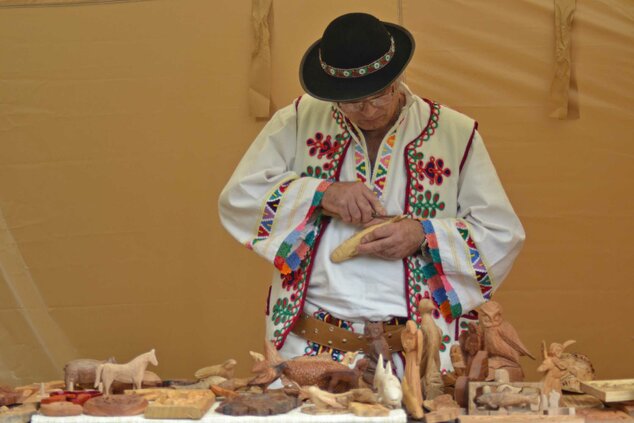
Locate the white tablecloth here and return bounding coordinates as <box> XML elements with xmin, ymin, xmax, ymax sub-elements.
<box><xmin>31</xmin><ymin>403</ymin><xmax>407</xmax><ymax>423</ymax></box>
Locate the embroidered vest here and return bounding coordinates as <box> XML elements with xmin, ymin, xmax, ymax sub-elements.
<box><xmin>267</xmin><ymin>94</ymin><xmax>478</xmax><ymax>349</ymax></box>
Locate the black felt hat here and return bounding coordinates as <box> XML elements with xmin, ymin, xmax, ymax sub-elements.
<box><xmin>300</xmin><ymin>13</ymin><xmax>415</xmax><ymax>102</ymax></box>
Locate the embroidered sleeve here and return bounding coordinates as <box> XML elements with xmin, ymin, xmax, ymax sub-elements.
<box><xmin>422</xmin><ymin>131</ymin><xmax>525</xmax><ymax>321</ymax></box>
<box><xmin>218</xmin><ymin>103</ymin><xmax>332</xmax><ymax>269</ymax></box>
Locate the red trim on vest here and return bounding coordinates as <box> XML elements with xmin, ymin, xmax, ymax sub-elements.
<box><xmin>294</xmin><ymin>96</ymin><xmax>303</xmax><ymax>112</ymax></box>
<box><xmin>265</xmin><ymin>285</ymin><xmax>272</xmax><ymax>316</ymax></box>
<box><xmin>402</xmin><ymin>98</ymin><xmax>438</xmax><ymax>321</ymax></box>
<box><xmin>460</xmin><ymin>121</ymin><xmax>478</xmax><ymax>172</ymax></box>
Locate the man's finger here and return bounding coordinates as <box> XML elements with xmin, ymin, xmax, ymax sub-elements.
<box><xmin>347</xmin><ymin>201</ymin><xmax>362</xmax><ymax>224</ymax></box>
<box><xmin>356</xmin><ymin>196</ymin><xmax>374</xmax><ymax>224</ymax></box>
<box><xmin>356</xmin><ymin>237</ymin><xmax>393</xmax><ymax>255</ymax></box>
<box><xmin>362</xmin><ymin>189</ymin><xmax>386</xmax><ymax>216</ymax></box>
<box><xmin>362</xmin><ymin>218</ymin><xmax>384</xmax><ymax>228</ymax></box>
<box><xmin>339</xmin><ymin>204</ymin><xmax>352</xmax><ymax>223</ymax></box>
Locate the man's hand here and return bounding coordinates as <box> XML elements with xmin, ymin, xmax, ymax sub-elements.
<box><xmin>356</xmin><ymin>218</ymin><xmax>425</xmax><ymax>260</ymax></box>
<box><xmin>321</xmin><ymin>182</ymin><xmax>386</xmax><ymax>225</ymax></box>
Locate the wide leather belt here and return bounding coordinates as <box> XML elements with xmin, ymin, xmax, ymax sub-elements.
<box><xmin>291</xmin><ymin>313</ymin><xmax>405</xmax><ymax>354</ymax></box>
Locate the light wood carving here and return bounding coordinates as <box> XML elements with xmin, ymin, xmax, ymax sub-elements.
<box><xmin>194</xmin><ymin>359</ymin><xmax>237</xmax><ymax>380</ymax></box>
<box><xmin>144</xmin><ymin>389</ymin><xmax>215</xmax><ymax>419</ymax></box>
<box><xmin>330</xmin><ymin>215</ymin><xmax>404</xmax><ymax>263</ymax></box>
<box><xmin>479</xmin><ymin>301</ymin><xmax>534</xmax><ymax>382</ymax></box>
<box><xmin>94</xmin><ymin>349</ymin><xmax>158</xmax><ymax>395</ymax></box>
<box><xmin>418</xmin><ymin>299</ymin><xmax>444</xmax><ymax>399</ymax></box>
<box><xmin>373</xmin><ymin>354</ymin><xmax>402</xmax><ymax>409</ymax></box>
<box><xmin>401</xmin><ymin>320</ymin><xmax>424</xmax><ymax>406</ymax></box>
<box><xmin>402</xmin><ymin>376</ymin><xmax>424</xmax><ymax>420</ymax></box>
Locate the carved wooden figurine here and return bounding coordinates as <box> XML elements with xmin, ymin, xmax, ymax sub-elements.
<box><xmin>373</xmin><ymin>354</ymin><xmax>402</xmax><ymax>408</ymax></box>
<box><xmin>323</xmin><ymin>358</ymin><xmax>368</xmax><ymax>393</ymax></box>
<box><xmin>362</xmin><ymin>322</ymin><xmax>393</xmax><ymax>387</ymax></box>
<box><xmin>248</xmin><ymin>340</ymin><xmax>351</xmax><ymax>392</ymax></box>
<box><xmin>479</xmin><ymin>301</ymin><xmax>534</xmax><ymax>381</ymax></box>
<box><xmin>418</xmin><ymin>299</ymin><xmax>444</xmax><ymax>399</ymax></box>
<box><xmin>402</xmin><ymin>376</ymin><xmax>424</xmax><ymax>420</ymax></box>
<box><xmin>475</xmin><ymin>385</ymin><xmax>540</xmax><ymax>411</ymax></box>
<box><xmin>64</xmin><ymin>357</ymin><xmax>116</xmax><ymax>391</ymax></box>
<box><xmin>538</xmin><ymin>340</ymin><xmax>574</xmax><ymax>410</ymax></box>
<box><xmin>194</xmin><ymin>359</ymin><xmax>237</xmax><ymax>380</ymax></box>
<box><xmin>454</xmin><ymin>322</ymin><xmax>489</xmax><ymax>407</ymax></box>
<box><xmin>95</xmin><ymin>349</ymin><xmax>158</xmax><ymax>395</ymax></box>
<box><xmin>401</xmin><ymin>320</ymin><xmax>423</xmax><ymax>406</ymax></box>
<box><xmin>547</xmin><ymin>340</ymin><xmax>595</xmax><ymax>393</ymax></box>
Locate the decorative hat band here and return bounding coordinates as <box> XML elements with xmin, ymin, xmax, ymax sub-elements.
<box><xmin>319</xmin><ymin>36</ymin><xmax>396</xmax><ymax>79</ymax></box>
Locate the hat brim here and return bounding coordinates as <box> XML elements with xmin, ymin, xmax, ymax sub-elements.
<box><xmin>299</xmin><ymin>22</ymin><xmax>415</xmax><ymax>102</ymax></box>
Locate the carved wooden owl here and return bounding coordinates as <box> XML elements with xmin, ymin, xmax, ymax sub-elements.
<box><xmin>479</xmin><ymin>301</ymin><xmax>535</xmax><ymax>365</ymax></box>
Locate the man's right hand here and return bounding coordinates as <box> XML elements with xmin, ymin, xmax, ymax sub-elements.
<box><xmin>321</xmin><ymin>182</ymin><xmax>386</xmax><ymax>225</ymax></box>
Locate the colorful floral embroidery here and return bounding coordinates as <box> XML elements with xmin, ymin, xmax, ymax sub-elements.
<box><xmin>300</xmin><ymin>110</ymin><xmax>351</xmax><ymax>181</ymax></box>
<box><xmin>405</xmin><ymin>256</ymin><xmax>426</xmax><ymax>325</ymax></box>
<box><xmin>272</xmin><ymin>298</ymin><xmax>294</xmax><ymax>326</ymax></box>
<box><xmin>410</xmin><ymin>190</ymin><xmax>446</xmax><ymax>218</ymax></box>
<box><xmin>456</xmin><ymin>221</ymin><xmax>494</xmax><ymax>300</ymax></box>
<box><xmin>251</xmin><ymin>179</ymin><xmax>294</xmax><ymax>246</ymax></box>
<box><xmin>402</xmin><ymin>100</ymin><xmax>442</xmax><ymax>323</ymax></box>
<box><xmin>421</xmin><ymin>156</ymin><xmax>451</xmax><ymax>186</ymax></box>
<box><xmin>307</xmin><ymin>132</ymin><xmax>340</xmax><ymax>160</ymax></box>
<box><xmin>439</xmin><ymin>332</ymin><xmax>452</xmax><ymax>352</ymax></box>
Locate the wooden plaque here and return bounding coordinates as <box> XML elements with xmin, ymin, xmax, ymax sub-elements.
<box><xmin>580</xmin><ymin>379</ymin><xmax>634</xmax><ymax>403</ymax></box>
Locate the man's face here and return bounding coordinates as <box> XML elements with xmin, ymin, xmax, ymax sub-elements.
<box><xmin>338</xmin><ymin>83</ymin><xmax>401</xmax><ymax>131</ymax></box>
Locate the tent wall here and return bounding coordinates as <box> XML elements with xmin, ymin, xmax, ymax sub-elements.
<box><xmin>0</xmin><ymin>0</ymin><xmax>632</xmax><ymax>384</ymax></box>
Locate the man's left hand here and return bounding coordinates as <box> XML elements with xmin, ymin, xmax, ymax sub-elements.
<box><xmin>356</xmin><ymin>218</ymin><xmax>425</xmax><ymax>260</ymax></box>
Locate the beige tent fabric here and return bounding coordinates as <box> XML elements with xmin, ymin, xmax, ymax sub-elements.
<box><xmin>248</xmin><ymin>0</ymin><xmax>273</xmax><ymax>118</ymax></box>
<box><xmin>0</xmin><ymin>0</ymin><xmax>632</xmax><ymax>385</ymax></box>
<box><xmin>550</xmin><ymin>0</ymin><xmax>577</xmax><ymax>119</ymax></box>
<box><xmin>0</xmin><ymin>0</ymin><xmax>151</xmax><ymax>7</ymax></box>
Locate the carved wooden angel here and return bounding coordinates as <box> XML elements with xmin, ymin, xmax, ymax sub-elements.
<box><xmin>401</xmin><ymin>320</ymin><xmax>423</xmax><ymax>405</ymax></box>
<box><xmin>418</xmin><ymin>299</ymin><xmax>444</xmax><ymax>399</ymax></box>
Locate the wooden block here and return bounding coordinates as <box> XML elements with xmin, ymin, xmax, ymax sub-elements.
<box><xmin>425</xmin><ymin>408</ymin><xmax>461</xmax><ymax>423</ymax></box>
<box><xmin>561</xmin><ymin>393</ymin><xmax>603</xmax><ymax>409</ymax></box>
<box><xmin>124</xmin><ymin>388</ymin><xmax>173</xmax><ymax>401</ymax></box>
<box><xmin>610</xmin><ymin>400</ymin><xmax>634</xmax><ymax>417</ymax></box>
<box><xmin>468</xmin><ymin>381</ymin><xmax>543</xmax><ymax>415</ymax></box>
<box><xmin>581</xmin><ymin>379</ymin><xmax>634</xmax><ymax>403</ymax></box>
<box><xmin>349</xmin><ymin>402</ymin><xmax>390</xmax><ymax>417</ymax></box>
<box><xmin>575</xmin><ymin>407</ymin><xmax>633</xmax><ymax>421</ymax></box>
<box><xmin>459</xmin><ymin>416</ymin><xmax>585</xmax><ymax>422</ymax></box>
<box><xmin>216</xmin><ymin>391</ymin><xmax>301</xmax><ymax>416</ymax></box>
<box><xmin>144</xmin><ymin>390</ymin><xmax>215</xmax><ymax>420</ymax></box>
<box><xmin>0</xmin><ymin>404</ymin><xmax>37</xmax><ymax>423</ymax></box>
<box><xmin>0</xmin><ymin>387</ymin><xmax>21</xmax><ymax>407</ymax></box>
<box><xmin>83</xmin><ymin>394</ymin><xmax>148</xmax><ymax>416</ymax></box>
<box><xmin>39</xmin><ymin>401</ymin><xmax>83</xmax><ymax>417</ymax></box>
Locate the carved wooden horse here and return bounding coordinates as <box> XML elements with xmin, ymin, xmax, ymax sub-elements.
<box><xmin>95</xmin><ymin>349</ymin><xmax>158</xmax><ymax>394</ymax></box>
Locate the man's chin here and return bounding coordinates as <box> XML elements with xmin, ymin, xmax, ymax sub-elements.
<box><xmin>357</xmin><ymin>119</ymin><xmax>386</xmax><ymax>131</ymax></box>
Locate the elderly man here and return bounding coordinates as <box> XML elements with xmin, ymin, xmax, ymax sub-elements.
<box><xmin>219</xmin><ymin>12</ymin><xmax>524</xmax><ymax>372</ymax></box>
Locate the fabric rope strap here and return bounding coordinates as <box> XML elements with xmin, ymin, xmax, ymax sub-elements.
<box><xmin>319</xmin><ymin>36</ymin><xmax>395</xmax><ymax>78</ymax></box>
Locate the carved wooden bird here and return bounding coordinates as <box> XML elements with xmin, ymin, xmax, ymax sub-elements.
<box><xmin>479</xmin><ymin>301</ymin><xmax>535</xmax><ymax>365</ymax></box>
